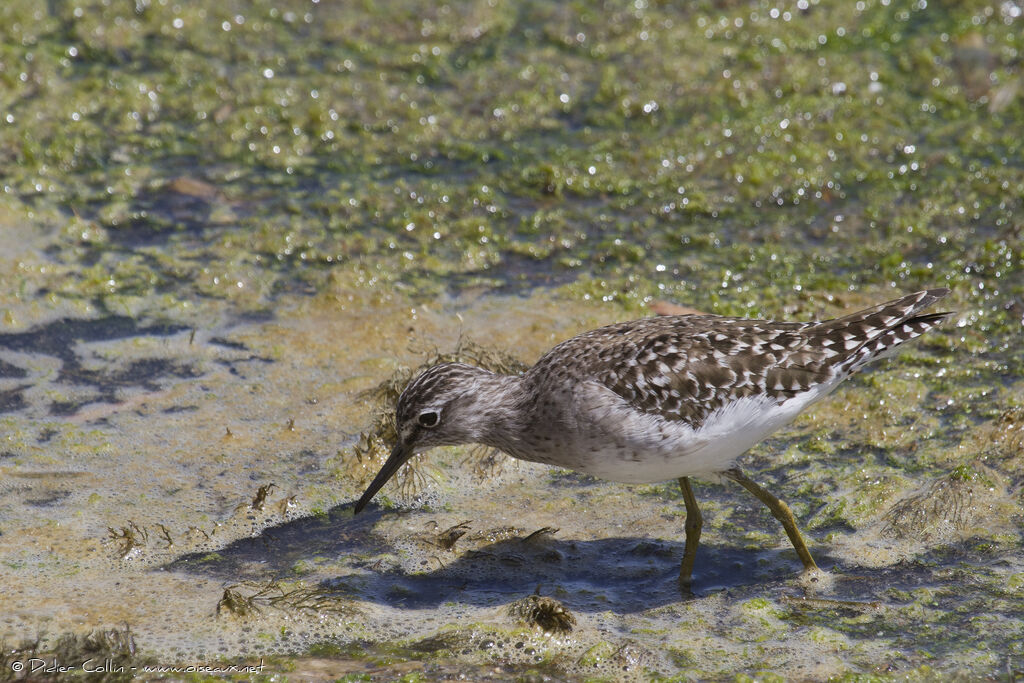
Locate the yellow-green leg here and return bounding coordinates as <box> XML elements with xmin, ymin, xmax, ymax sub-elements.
<box><xmin>725</xmin><ymin>467</ymin><xmax>818</xmax><ymax>571</ymax></box>
<box><xmin>677</xmin><ymin>476</ymin><xmax>703</xmax><ymax>590</ymax></box>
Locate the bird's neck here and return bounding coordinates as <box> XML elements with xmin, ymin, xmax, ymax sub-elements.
<box><xmin>469</xmin><ymin>370</ymin><xmax>533</xmax><ymax>455</ymax></box>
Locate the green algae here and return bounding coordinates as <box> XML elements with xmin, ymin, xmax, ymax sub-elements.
<box><xmin>506</xmin><ymin>594</ymin><xmax>577</xmax><ymax>634</ymax></box>
<box><xmin>1</xmin><ymin>2</ymin><xmax>1020</xmax><ymax>321</ymax></box>
<box><xmin>0</xmin><ymin>626</ymin><xmax>150</xmax><ymax>683</ymax></box>
<box><xmin>216</xmin><ymin>579</ymin><xmax>359</xmax><ymax>620</ymax></box>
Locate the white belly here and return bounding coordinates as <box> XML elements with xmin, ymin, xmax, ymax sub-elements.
<box><xmin>560</xmin><ymin>381</ymin><xmax>835</xmax><ymax>483</ymax></box>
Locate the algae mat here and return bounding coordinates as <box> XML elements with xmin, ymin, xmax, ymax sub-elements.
<box><xmin>1</xmin><ymin>0</ymin><xmax>1022</xmax><ymax>679</ymax></box>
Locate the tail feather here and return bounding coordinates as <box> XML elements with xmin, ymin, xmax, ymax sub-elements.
<box><xmin>838</xmin><ymin>291</ymin><xmax>953</xmax><ymax>373</ymax></box>
<box><xmin>808</xmin><ymin>289</ymin><xmax>953</xmax><ymax>375</ymax></box>
<box><xmin>817</xmin><ymin>288</ymin><xmax>951</xmax><ymax>333</ymax></box>
<box><xmin>852</xmin><ymin>311</ymin><xmax>952</xmax><ymax>367</ymax></box>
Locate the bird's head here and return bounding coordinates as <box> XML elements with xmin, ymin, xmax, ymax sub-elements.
<box><xmin>353</xmin><ymin>362</ymin><xmax>495</xmax><ymax>513</ymax></box>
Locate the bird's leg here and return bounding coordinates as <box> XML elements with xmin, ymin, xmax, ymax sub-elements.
<box><xmin>725</xmin><ymin>467</ymin><xmax>818</xmax><ymax>572</ymax></box>
<box><xmin>677</xmin><ymin>476</ymin><xmax>703</xmax><ymax>591</ymax></box>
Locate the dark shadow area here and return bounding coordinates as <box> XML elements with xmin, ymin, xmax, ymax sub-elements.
<box><xmin>0</xmin><ymin>315</ymin><xmax>189</xmax><ymax>364</ymax></box>
<box><xmin>0</xmin><ymin>316</ymin><xmax>193</xmax><ymax>415</ymax></box>
<box><xmin>163</xmin><ymin>501</ymin><xmax>835</xmax><ymax>614</ymax></box>
<box><xmin>100</xmin><ymin>175</ymin><xmax>239</xmax><ymax>249</ymax></box>
<box><xmin>442</xmin><ymin>252</ymin><xmax>580</xmax><ymax>298</ymax></box>
<box><xmin>52</xmin><ymin>357</ymin><xmax>202</xmax><ymax>415</ymax></box>
<box><xmin>0</xmin><ymin>386</ymin><xmax>29</xmax><ymax>412</ymax></box>
<box><xmin>0</xmin><ymin>359</ymin><xmax>28</xmax><ymax>378</ymax></box>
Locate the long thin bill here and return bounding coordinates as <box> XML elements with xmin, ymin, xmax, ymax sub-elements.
<box><xmin>353</xmin><ymin>443</ymin><xmax>412</xmax><ymax>514</ymax></box>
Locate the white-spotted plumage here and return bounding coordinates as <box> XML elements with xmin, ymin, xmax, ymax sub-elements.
<box><xmin>371</xmin><ymin>289</ymin><xmax>952</xmax><ymax>486</ymax></box>
<box><xmin>354</xmin><ymin>289</ymin><xmax>953</xmax><ymax>583</ymax></box>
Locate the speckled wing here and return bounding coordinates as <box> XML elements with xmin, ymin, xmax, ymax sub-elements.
<box><xmin>560</xmin><ymin>316</ymin><xmax>823</xmax><ymax>428</ymax></box>
<box><xmin>540</xmin><ymin>289</ymin><xmax>951</xmax><ymax>429</ymax></box>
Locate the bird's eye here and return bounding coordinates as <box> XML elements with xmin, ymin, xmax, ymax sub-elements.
<box><xmin>417</xmin><ymin>411</ymin><xmax>440</xmax><ymax>428</ymax></box>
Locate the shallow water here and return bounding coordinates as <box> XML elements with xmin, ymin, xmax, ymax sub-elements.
<box><xmin>1</xmin><ymin>0</ymin><xmax>1022</xmax><ymax>680</ymax></box>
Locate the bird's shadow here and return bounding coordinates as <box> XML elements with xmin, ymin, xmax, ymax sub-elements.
<box><xmin>164</xmin><ymin>502</ymin><xmax>836</xmax><ymax>613</ymax></box>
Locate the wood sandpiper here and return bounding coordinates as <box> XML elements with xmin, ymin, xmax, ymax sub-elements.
<box><xmin>354</xmin><ymin>289</ymin><xmax>952</xmax><ymax>589</ymax></box>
